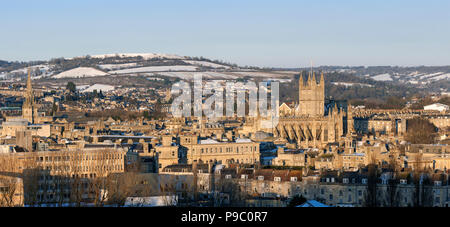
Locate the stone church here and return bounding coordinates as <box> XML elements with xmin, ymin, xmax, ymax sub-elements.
<box><xmin>272</xmin><ymin>72</ymin><xmax>353</xmax><ymax>149</ymax></box>
<box><xmin>22</xmin><ymin>68</ymin><xmax>38</xmax><ymax>124</ymax></box>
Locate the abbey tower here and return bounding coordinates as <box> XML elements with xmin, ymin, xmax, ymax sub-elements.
<box><xmin>298</xmin><ymin>72</ymin><xmax>325</xmax><ymax>116</ymax></box>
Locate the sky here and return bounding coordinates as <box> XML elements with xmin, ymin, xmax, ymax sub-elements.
<box><xmin>1</xmin><ymin>0</ymin><xmax>449</xmax><ymax>68</ymax></box>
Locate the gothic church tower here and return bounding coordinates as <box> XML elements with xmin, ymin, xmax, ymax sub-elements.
<box><xmin>298</xmin><ymin>71</ymin><xmax>325</xmax><ymax>116</ymax></box>
<box><xmin>22</xmin><ymin>68</ymin><xmax>35</xmax><ymax>124</ymax></box>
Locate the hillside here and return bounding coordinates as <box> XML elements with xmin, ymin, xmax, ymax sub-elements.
<box><xmin>0</xmin><ymin>54</ymin><xmax>448</xmax><ymax>102</ymax></box>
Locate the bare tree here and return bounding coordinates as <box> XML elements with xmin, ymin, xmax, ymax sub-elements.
<box><xmin>384</xmin><ymin>155</ymin><xmax>401</xmax><ymax>207</ymax></box>
<box><xmin>364</xmin><ymin>152</ymin><xmax>379</xmax><ymax>207</ymax></box>
<box><xmin>411</xmin><ymin>153</ymin><xmax>433</xmax><ymax>207</ymax></box>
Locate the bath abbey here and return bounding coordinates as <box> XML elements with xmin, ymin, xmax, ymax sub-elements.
<box><xmin>254</xmin><ymin>72</ymin><xmax>352</xmax><ymax>149</ymax></box>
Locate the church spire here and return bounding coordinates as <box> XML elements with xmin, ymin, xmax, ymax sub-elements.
<box><xmin>22</xmin><ymin>67</ymin><xmax>35</xmax><ymax>124</ymax></box>
<box><xmin>308</xmin><ymin>71</ymin><xmax>313</xmax><ymax>87</ymax></box>
<box><xmin>311</xmin><ymin>71</ymin><xmax>317</xmax><ymax>84</ymax></box>
<box><xmin>24</xmin><ymin>67</ymin><xmax>33</xmax><ymax>106</ymax></box>
<box><xmin>27</xmin><ymin>67</ymin><xmax>32</xmax><ymax>93</ymax></box>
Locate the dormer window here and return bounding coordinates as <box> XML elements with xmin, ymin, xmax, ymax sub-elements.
<box><xmin>400</xmin><ymin>179</ymin><xmax>407</xmax><ymax>184</ymax></box>
<box><xmin>343</xmin><ymin>178</ymin><xmax>349</xmax><ymax>184</ymax></box>
<box><xmin>274</xmin><ymin>177</ymin><xmax>281</xmax><ymax>182</ymax></box>
<box><xmin>258</xmin><ymin>176</ymin><xmax>264</xmax><ymax>181</ymax></box>
<box><xmin>225</xmin><ymin>174</ymin><xmax>232</xmax><ymax>179</ymax></box>
<box><xmin>362</xmin><ymin>178</ymin><xmax>368</xmax><ymax>184</ymax></box>
<box><xmin>290</xmin><ymin>177</ymin><xmax>298</xmax><ymax>182</ymax></box>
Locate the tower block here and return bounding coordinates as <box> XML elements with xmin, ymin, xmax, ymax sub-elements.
<box><xmin>298</xmin><ymin>72</ymin><xmax>325</xmax><ymax>116</ymax></box>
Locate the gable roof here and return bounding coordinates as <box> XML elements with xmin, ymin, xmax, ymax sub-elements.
<box><xmin>297</xmin><ymin>200</ymin><xmax>331</xmax><ymax>207</ymax></box>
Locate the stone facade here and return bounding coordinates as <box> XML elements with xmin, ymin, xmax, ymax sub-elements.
<box><xmin>273</xmin><ymin>72</ymin><xmax>350</xmax><ymax>149</ymax></box>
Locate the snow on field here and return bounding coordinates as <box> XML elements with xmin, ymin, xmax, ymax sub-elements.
<box><xmin>408</xmin><ymin>71</ymin><xmax>424</xmax><ymax>78</ymax></box>
<box><xmin>428</xmin><ymin>73</ymin><xmax>450</xmax><ymax>81</ymax></box>
<box><xmin>407</xmin><ymin>80</ymin><xmax>419</xmax><ymax>84</ymax></box>
<box><xmin>269</xmin><ymin>78</ymin><xmax>292</xmax><ymax>83</ymax></box>
<box><xmin>148</xmin><ymin>72</ymin><xmax>237</xmax><ymax>80</ymax></box>
<box><xmin>89</xmin><ymin>53</ymin><xmax>184</xmax><ymax>60</ymax></box>
<box><xmin>183</xmin><ymin>60</ymin><xmax>231</xmax><ymax>69</ymax></box>
<box><xmin>76</xmin><ymin>85</ymin><xmax>90</xmax><ymax>90</ymax></box>
<box><xmin>81</xmin><ymin>84</ymin><xmax>115</xmax><ymax>93</ymax></box>
<box><xmin>230</xmin><ymin>71</ymin><xmax>294</xmax><ymax>78</ymax></box>
<box><xmin>53</xmin><ymin>67</ymin><xmax>108</xmax><ymax>78</ymax></box>
<box><xmin>10</xmin><ymin>64</ymin><xmax>51</xmax><ymax>75</ymax></box>
<box><xmin>146</xmin><ymin>77</ymin><xmax>164</xmax><ymax>81</ymax></box>
<box><xmin>147</xmin><ymin>71</ymin><xmax>295</xmax><ymax>81</ymax></box>
<box><xmin>372</xmin><ymin>73</ymin><xmax>393</xmax><ymax>81</ymax></box>
<box><xmin>332</xmin><ymin>82</ymin><xmax>373</xmax><ymax>87</ymax></box>
<box><xmin>419</xmin><ymin>72</ymin><xmax>443</xmax><ymax>80</ymax></box>
<box><xmin>98</xmin><ymin>63</ymin><xmax>138</xmax><ymax>70</ymax></box>
<box><xmin>109</xmin><ymin>65</ymin><xmax>198</xmax><ymax>74</ymax></box>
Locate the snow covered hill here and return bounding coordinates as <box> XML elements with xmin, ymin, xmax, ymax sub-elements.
<box><xmin>53</xmin><ymin>67</ymin><xmax>107</xmax><ymax>79</ymax></box>
<box><xmin>88</xmin><ymin>53</ymin><xmax>185</xmax><ymax>60</ymax></box>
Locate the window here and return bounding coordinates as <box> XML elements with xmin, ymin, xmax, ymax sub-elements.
<box><xmin>274</xmin><ymin>177</ymin><xmax>281</xmax><ymax>182</ymax></box>
<box><xmin>258</xmin><ymin>176</ymin><xmax>264</xmax><ymax>181</ymax></box>
<box><xmin>241</xmin><ymin>174</ymin><xmax>248</xmax><ymax>179</ymax></box>
<box><xmin>343</xmin><ymin>178</ymin><xmax>349</xmax><ymax>184</ymax></box>
<box><xmin>400</xmin><ymin>179</ymin><xmax>407</xmax><ymax>184</ymax></box>
<box><xmin>362</xmin><ymin>178</ymin><xmax>368</xmax><ymax>184</ymax></box>
<box><xmin>225</xmin><ymin>174</ymin><xmax>232</xmax><ymax>179</ymax></box>
<box><xmin>290</xmin><ymin>177</ymin><xmax>298</xmax><ymax>182</ymax></box>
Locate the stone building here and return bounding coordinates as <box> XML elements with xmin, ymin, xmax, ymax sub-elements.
<box><xmin>272</xmin><ymin>147</ymin><xmax>306</xmax><ymax>167</ymax></box>
<box><xmin>272</xmin><ymin>72</ymin><xmax>351</xmax><ymax>149</ymax></box>
<box><xmin>180</xmin><ymin>135</ymin><xmax>260</xmax><ymax>166</ymax></box>
<box><xmin>0</xmin><ymin>147</ymin><xmax>126</xmax><ymax>205</ymax></box>
<box><xmin>155</xmin><ymin>135</ymin><xmax>180</xmax><ymax>172</ymax></box>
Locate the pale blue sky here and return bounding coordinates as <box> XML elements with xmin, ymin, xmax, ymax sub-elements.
<box><xmin>1</xmin><ymin>0</ymin><xmax>449</xmax><ymax>67</ymax></box>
